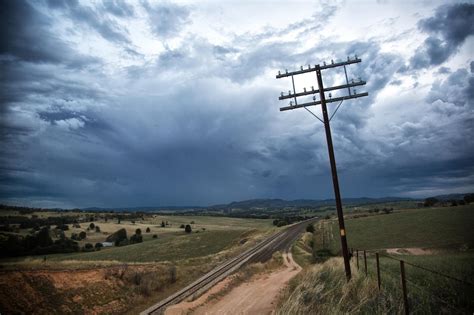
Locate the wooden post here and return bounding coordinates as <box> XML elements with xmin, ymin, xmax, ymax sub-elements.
<box><xmin>364</xmin><ymin>250</ymin><xmax>367</xmax><ymax>275</ymax></box>
<box><xmin>400</xmin><ymin>260</ymin><xmax>409</xmax><ymax>315</ymax></box>
<box><xmin>356</xmin><ymin>250</ymin><xmax>359</xmax><ymax>269</ymax></box>
<box><xmin>376</xmin><ymin>252</ymin><xmax>381</xmax><ymax>290</ymax></box>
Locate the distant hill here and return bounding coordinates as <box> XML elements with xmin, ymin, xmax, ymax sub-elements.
<box><xmin>209</xmin><ymin>197</ymin><xmax>412</xmax><ymax>210</ymax></box>
<box><xmin>431</xmin><ymin>193</ymin><xmax>473</xmax><ymax>201</ymax></box>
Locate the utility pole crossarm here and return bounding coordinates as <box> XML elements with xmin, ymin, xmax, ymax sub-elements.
<box><xmin>276</xmin><ymin>57</ymin><xmax>361</xmax><ymax>79</ymax></box>
<box><xmin>280</xmin><ymin>92</ymin><xmax>368</xmax><ymax>111</ymax></box>
<box><xmin>279</xmin><ymin>80</ymin><xmax>367</xmax><ymax>100</ymax></box>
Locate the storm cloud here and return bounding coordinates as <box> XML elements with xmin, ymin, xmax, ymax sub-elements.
<box><xmin>0</xmin><ymin>1</ymin><xmax>473</xmax><ymax>208</ymax></box>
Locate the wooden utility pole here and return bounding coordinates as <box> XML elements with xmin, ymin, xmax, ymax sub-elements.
<box><xmin>275</xmin><ymin>56</ymin><xmax>368</xmax><ymax>281</ymax></box>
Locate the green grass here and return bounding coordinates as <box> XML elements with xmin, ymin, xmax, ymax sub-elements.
<box><xmin>41</xmin><ymin>229</ymin><xmax>247</xmax><ymax>263</ymax></box>
<box><xmin>328</xmin><ymin>205</ymin><xmax>474</xmax><ymax>252</ymax></box>
<box><xmin>293</xmin><ymin>205</ymin><xmax>474</xmax><ymax>314</ymax></box>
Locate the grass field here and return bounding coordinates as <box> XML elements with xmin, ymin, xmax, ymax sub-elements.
<box><xmin>287</xmin><ymin>204</ymin><xmax>474</xmax><ymax>314</ymax></box>
<box><xmin>46</xmin><ymin>229</ymin><xmax>248</xmax><ymax>263</ymax></box>
<box><xmin>327</xmin><ymin>205</ymin><xmax>474</xmax><ymax>252</ymax></box>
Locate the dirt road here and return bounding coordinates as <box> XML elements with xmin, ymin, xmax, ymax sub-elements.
<box><xmin>166</xmin><ymin>252</ymin><xmax>302</xmax><ymax>315</ymax></box>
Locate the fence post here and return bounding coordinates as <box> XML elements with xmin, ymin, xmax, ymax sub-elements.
<box><xmin>356</xmin><ymin>250</ymin><xmax>359</xmax><ymax>269</ymax></box>
<box><xmin>400</xmin><ymin>260</ymin><xmax>409</xmax><ymax>315</ymax></box>
<box><xmin>364</xmin><ymin>250</ymin><xmax>367</xmax><ymax>275</ymax></box>
<box><xmin>376</xmin><ymin>252</ymin><xmax>381</xmax><ymax>290</ymax></box>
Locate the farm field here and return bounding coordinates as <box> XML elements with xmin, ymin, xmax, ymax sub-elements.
<box><xmin>283</xmin><ymin>204</ymin><xmax>474</xmax><ymax>314</ymax></box>
<box><xmin>0</xmin><ymin>212</ymin><xmax>275</xmax><ymax>314</ymax></box>
<box><xmin>328</xmin><ymin>205</ymin><xmax>474</xmax><ymax>252</ymax></box>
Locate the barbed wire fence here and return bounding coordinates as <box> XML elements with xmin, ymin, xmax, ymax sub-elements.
<box><xmin>349</xmin><ymin>248</ymin><xmax>474</xmax><ymax>314</ymax></box>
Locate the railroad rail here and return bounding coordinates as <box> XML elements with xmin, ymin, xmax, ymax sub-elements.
<box><xmin>140</xmin><ymin>218</ymin><xmax>317</xmax><ymax>315</ymax></box>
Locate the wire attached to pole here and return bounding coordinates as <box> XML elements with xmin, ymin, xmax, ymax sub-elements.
<box><xmin>303</xmin><ymin>106</ymin><xmax>324</xmax><ymax>124</ymax></box>
<box><xmin>329</xmin><ymin>99</ymin><xmax>343</xmax><ymax>121</ymax></box>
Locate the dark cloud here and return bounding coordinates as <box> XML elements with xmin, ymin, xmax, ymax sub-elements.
<box><xmin>47</xmin><ymin>0</ymin><xmax>131</xmax><ymax>45</ymax></box>
<box><xmin>142</xmin><ymin>1</ymin><xmax>190</xmax><ymax>39</ymax></box>
<box><xmin>410</xmin><ymin>3</ymin><xmax>474</xmax><ymax>69</ymax></box>
<box><xmin>1</xmin><ymin>2</ymin><xmax>473</xmax><ymax>207</ymax></box>
<box><xmin>0</xmin><ymin>1</ymin><xmax>92</xmax><ymax>66</ymax></box>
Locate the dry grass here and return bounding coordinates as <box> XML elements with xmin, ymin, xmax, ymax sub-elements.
<box><xmin>277</xmin><ymin>258</ymin><xmax>403</xmax><ymax>314</ymax></box>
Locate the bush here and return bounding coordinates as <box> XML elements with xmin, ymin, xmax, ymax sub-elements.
<box><xmin>130</xmin><ymin>234</ymin><xmax>143</xmax><ymax>244</ymax></box>
<box><xmin>180</xmin><ymin>224</ymin><xmax>185</xmax><ymax>229</ymax></box>
<box><xmin>95</xmin><ymin>242</ymin><xmax>103</xmax><ymax>250</ymax></box>
<box><xmin>79</xmin><ymin>231</ymin><xmax>87</xmax><ymax>240</ymax></box>
<box><xmin>190</xmin><ymin>221</ymin><xmax>195</xmax><ymax>224</ymax></box>
<box><xmin>146</xmin><ymin>227</ymin><xmax>151</xmax><ymax>233</ymax></box>
<box><xmin>424</xmin><ymin>197</ymin><xmax>439</xmax><ymax>207</ymax></box>
<box><xmin>135</xmin><ymin>228</ymin><xmax>142</xmax><ymax>235</ymax></box>
<box><xmin>306</xmin><ymin>224</ymin><xmax>315</xmax><ymax>233</ymax></box>
<box><xmin>185</xmin><ymin>224</ymin><xmax>192</xmax><ymax>233</ymax></box>
<box><xmin>83</xmin><ymin>243</ymin><xmax>94</xmax><ymax>252</ymax></box>
<box><xmin>106</xmin><ymin>228</ymin><xmax>127</xmax><ymax>243</ymax></box>
<box><xmin>152</xmin><ymin>234</ymin><xmax>157</xmax><ymax>239</ymax></box>
<box><xmin>89</xmin><ymin>222</ymin><xmax>95</xmax><ymax>229</ymax></box>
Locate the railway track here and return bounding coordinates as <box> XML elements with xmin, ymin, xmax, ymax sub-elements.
<box><xmin>140</xmin><ymin>217</ymin><xmax>318</xmax><ymax>315</ymax></box>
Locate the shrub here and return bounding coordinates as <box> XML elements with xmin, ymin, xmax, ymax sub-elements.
<box><xmin>135</xmin><ymin>228</ymin><xmax>142</xmax><ymax>235</ymax></box>
<box><xmin>424</xmin><ymin>197</ymin><xmax>438</xmax><ymax>207</ymax></box>
<box><xmin>130</xmin><ymin>234</ymin><xmax>143</xmax><ymax>244</ymax></box>
<box><xmin>83</xmin><ymin>243</ymin><xmax>94</xmax><ymax>252</ymax></box>
<box><xmin>169</xmin><ymin>265</ymin><xmax>177</xmax><ymax>283</ymax></box>
<box><xmin>95</xmin><ymin>225</ymin><xmax>100</xmax><ymax>232</ymax></box>
<box><xmin>306</xmin><ymin>224</ymin><xmax>315</xmax><ymax>233</ymax></box>
<box><xmin>190</xmin><ymin>221</ymin><xmax>195</xmax><ymax>224</ymax></box>
<box><xmin>89</xmin><ymin>222</ymin><xmax>95</xmax><ymax>229</ymax></box>
<box><xmin>161</xmin><ymin>221</ymin><xmax>165</xmax><ymax>228</ymax></box>
<box><xmin>180</xmin><ymin>224</ymin><xmax>185</xmax><ymax>229</ymax></box>
<box><xmin>95</xmin><ymin>242</ymin><xmax>103</xmax><ymax>250</ymax></box>
<box><xmin>106</xmin><ymin>228</ymin><xmax>127</xmax><ymax>243</ymax></box>
<box><xmin>152</xmin><ymin>234</ymin><xmax>157</xmax><ymax>239</ymax></box>
<box><xmin>146</xmin><ymin>227</ymin><xmax>151</xmax><ymax>233</ymax></box>
<box><xmin>185</xmin><ymin>224</ymin><xmax>192</xmax><ymax>233</ymax></box>
<box><xmin>79</xmin><ymin>231</ymin><xmax>87</xmax><ymax>240</ymax></box>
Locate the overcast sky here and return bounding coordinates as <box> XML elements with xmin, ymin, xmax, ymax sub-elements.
<box><xmin>1</xmin><ymin>0</ymin><xmax>473</xmax><ymax>208</ymax></box>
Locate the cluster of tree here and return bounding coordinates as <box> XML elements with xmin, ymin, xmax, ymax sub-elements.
<box><xmin>104</xmin><ymin>228</ymin><xmax>144</xmax><ymax>246</ymax></box>
<box><xmin>179</xmin><ymin>224</ymin><xmax>192</xmax><ymax>233</ymax></box>
<box><xmin>0</xmin><ymin>215</ymin><xmax>77</xmax><ymax>229</ymax></box>
<box><xmin>0</xmin><ymin>227</ymin><xmax>79</xmax><ymax>257</ymax></box>
<box><xmin>272</xmin><ymin>215</ymin><xmax>311</xmax><ymax>227</ymax></box>
<box><xmin>423</xmin><ymin>194</ymin><xmax>473</xmax><ymax>207</ymax></box>
<box><xmin>368</xmin><ymin>208</ymin><xmax>393</xmax><ymax>214</ymax></box>
<box><xmin>71</xmin><ymin>231</ymin><xmax>87</xmax><ymax>240</ymax></box>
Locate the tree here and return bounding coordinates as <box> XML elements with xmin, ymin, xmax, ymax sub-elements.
<box><xmin>185</xmin><ymin>224</ymin><xmax>192</xmax><ymax>233</ymax></box>
<box><xmin>464</xmin><ymin>193</ymin><xmax>474</xmax><ymax>204</ymax></box>
<box><xmin>130</xmin><ymin>233</ymin><xmax>143</xmax><ymax>244</ymax></box>
<box><xmin>95</xmin><ymin>242</ymin><xmax>103</xmax><ymax>250</ymax></box>
<box><xmin>79</xmin><ymin>231</ymin><xmax>87</xmax><ymax>240</ymax></box>
<box><xmin>95</xmin><ymin>225</ymin><xmax>100</xmax><ymax>232</ymax></box>
<box><xmin>135</xmin><ymin>228</ymin><xmax>142</xmax><ymax>235</ymax></box>
<box><xmin>306</xmin><ymin>224</ymin><xmax>315</xmax><ymax>233</ymax></box>
<box><xmin>83</xmin><ymin>243</ymin><xmax>94</xmax><ymax>251</ymax></box>
<box><xmin>37</xmin><ymin>227</ymin><xmax>53</xmax><ymax>247</ymax></box>
<box><xmin>180</xmin><ymin>224</ymin><xmax>185</xmax><ymax>229</ymax></box>
<box><xmin>424</xmin><ymin>197</ymin><xmax>438</xmax><ymax>207</ymax></box>
<box><xmin>152</xmin><ymin>234</ymin><xmax>158</xmax><ymax>239</ymax></box>
<box><xmin>161</xmin><ymin>221</ymin><xmax>165</xmax><ymax>228</ymax></box>
<box><xmin>89</xmin><ymin>222</ymin><xmax>95</xmax><ymax>229</ymax></box>
<box><xmin>146</xmin><ymin>227</ymin><xmax>151</xmax><ymax>233</ymax></box>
